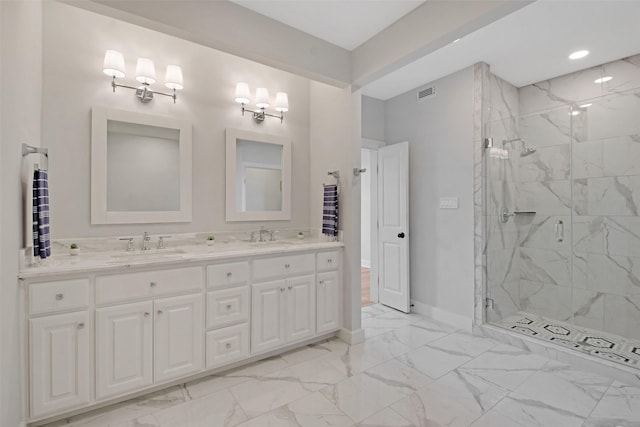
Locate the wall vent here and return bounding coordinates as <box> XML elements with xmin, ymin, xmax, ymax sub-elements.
<box><xmin>417</xmin><ymin>85</ymin><xmax>436</xmax><ymax>101</ymax></box>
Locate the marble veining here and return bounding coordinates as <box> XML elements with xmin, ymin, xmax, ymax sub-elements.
<box><xmin>42</xmin><ymin>305</ymin><xmax>640</xmax><ymax>427</ymax></box>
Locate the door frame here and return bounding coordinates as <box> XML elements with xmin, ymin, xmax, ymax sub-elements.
<box><xmin>361</xmin><ymin>138</ymin><xmax>384</xmax><ymax>305</ymax></box>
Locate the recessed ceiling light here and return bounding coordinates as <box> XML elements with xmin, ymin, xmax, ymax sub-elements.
<box><xmin>579</xmin><ymin>103</ymin><xmax>592</xmax><ymax>108</ymax></box>
<box><xmin>569</xmin><ymin>50</ymin><xmax>589</xmax><ymax>60</ymax></box>
<box><xmin>594</xmin><ymin>76</ymin><xmax>613</xmax><ymax>84</ymax></box>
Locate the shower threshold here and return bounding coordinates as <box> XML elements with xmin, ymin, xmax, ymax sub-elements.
<box><xmin>493</xmin><ymin>312</ymin><xmax>640</xmax><ymax>369</ymax></box>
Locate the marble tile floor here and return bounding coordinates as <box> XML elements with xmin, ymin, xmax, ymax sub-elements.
<box><xmin>44</xmin><ymin>304</ymin><xmax>640</xmax><ymax>427</ymax></box>
<box><xmin>494</xmin><ymin>312</ymin><xmax>640</xmax><ymax>369</ymax></box>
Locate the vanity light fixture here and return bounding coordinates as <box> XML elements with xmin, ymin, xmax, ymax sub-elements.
<box><xmin>103</xmin><ymin>50</ymin><xmax>184</xmax><ymax>104</ymax></box>
<box><xmin>235</xmin><ymin>82</ymin><xmax>288</xmax><ymax>123</ymax></box>
<box><xmin>594</xmin><ymin>76</ymin><xmax>612</xmax><ymax>84</ymax></box>
<box><xmin>569</xmin><ymin>50</ymin><xmax>589</xmax><ymax>60</ymax></box>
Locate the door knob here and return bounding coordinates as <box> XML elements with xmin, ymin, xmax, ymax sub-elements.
<box><xmin>398</xmin><ymin>232</ymin><xmax>405</xmax><ymax>238</ymax></box>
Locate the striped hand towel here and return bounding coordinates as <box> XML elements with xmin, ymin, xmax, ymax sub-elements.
<box><xmin>32</xmin><ymin>169</ymin><xmax>51</xmax><ymax>259</ymax></box>
<box><xmin>322</xmin><ymin>184</ymin><xmax>339</xmax><ymax>237</ymax></box>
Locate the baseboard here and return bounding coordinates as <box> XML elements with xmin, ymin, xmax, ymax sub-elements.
<box><xmin>411</xmin><ymin>300</ymin><xmax>472</xmax><ymax>331</ymax></box>
<box><xmin>338</xmin><ymin>328</ymin><xmax>365</xmax><ymax>345</ymax></box>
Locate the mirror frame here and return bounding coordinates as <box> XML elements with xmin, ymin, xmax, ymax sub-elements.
<box><xmin>91</xmin><ymin>107</ymin><xmax>192</xmax><ymax>224</ymax></box>
<box><xmin>225</xmin><ymin>128</ymin><xmax>291</xmax><ymax>222</ymax></box>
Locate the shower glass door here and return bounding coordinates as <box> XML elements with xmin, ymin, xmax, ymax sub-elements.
<box><xmin>485</xmin><ymin>57</ymin><xmax>640</xmax><ymax>368</ymax></box>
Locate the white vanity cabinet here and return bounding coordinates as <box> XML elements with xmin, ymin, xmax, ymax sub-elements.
<box><xmin>251</xmin><ymin>253</ymin><xmax>317</xmax><ymax>354</ymax></box>
<box><xmin>21</xmin><ymin>243</ymin><xmax>342</xmax><ymax>424</ymax></box>
<box><xmin>95</xmin><ymin>267</ymin><xmax>204</xmax><ymax>399</ymax></box>
<box><xmin>28</xmin><ymin>279</ymin><xmax>91</xmax><ymax>419</ymax></box>
<box><xmin>205</xmin><ymin>261</ymin><xmax>250</xmax><ymax>369</ymax></box>
<box><xmin>316</xmin><ymin>251</ymin><xmax>342</xmax><ymax>334</ymax></box>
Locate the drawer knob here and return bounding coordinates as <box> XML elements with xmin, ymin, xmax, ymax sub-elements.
<box><xmin>319</xmin><ymin>280</ymin><xmax>325</xmax><ymax>285</ymax></box>
<box><xmin>288</xmin><ymin>285</ymin><xmax>293</xmax><ymax>291</ymax></box>
<box><xmin>328</xmin><ymin>259</ymin><xmax>333</xmax><ymax>263</ymax></box>
<box><xmin>226</xmin><ymin>272</ymin><xmax>232</xmax><ymax>277</ymax></box>
<box><xmin>150</xmin><ymin>282</ymin><xmax>157</xmax><ymax>287</ymax></box>
<box><xmin>77</xmin><ymin>322</ymin><xmax>85</xmax><ymax>329</ymax></box>
<box><xmin>226</xmin><ymin>304</ymin><xmax>232</xmax><ymax>310</ymax></box>
<box><xmin>285</xmin><ymin>264</ymin><xmax>290</xmax><ymax>269</ymax></box>
<box><xmin>55</xmin><ymin>293</ymin><xmax>64</xmax><ymax>301</ymax></box>
<box><xmin>157</xmin><ymin>310</ymin><xmax>163</xmax><ymax>315</ymax></box>
<box><xmin>226</xmin><ymin>342</ymin><xmax>232</xmax><ymax>349</ymax></box>
<box><xmin>280</xmin><ymin>287</ymin><xmax>285</xmax><ymax>292</ymax></box>
<box><xmin>144</xmin><ymin>312</ymin><xmax>150</xmax><ymax>317</ymax></box>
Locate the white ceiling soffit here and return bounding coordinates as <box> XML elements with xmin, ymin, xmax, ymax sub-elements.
<box><xmin>363</xmin><ymin>0</ymin><xmax>640</xmax><ymax>100</ymax></box>
<box><xmin>229</xmin><ymin>0</ymin><xmax>426</xmax><ymax>51</ymax></box>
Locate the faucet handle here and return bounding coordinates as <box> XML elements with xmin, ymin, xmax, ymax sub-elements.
<box><xmin>269</xmin><ymin>230</ymin><xmax>277</xmax><ymax>241</ymax></box>
<box><xmin>157</xmin><ymin>235</ymin><xmax>171</xmax><ymax>249</ymax></box>
<box><xmin>250</xmin><ymin>231</ymin><xmax>257</xmax><ymax>243</ymax></box>
<box><xmin>119</xmin><ymin>237</ymin><xmax>135</xmax><ymax>251</ymax></box>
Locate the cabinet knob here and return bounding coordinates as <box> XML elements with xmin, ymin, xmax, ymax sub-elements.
<box><xmin>285</xmin><ymin>264</ymin><xmax>290</xmax><ymax>269</ymax></box>
<box><xmin>328</xmin><ymin>259</ymin><xmax>333</xmax><ymax>264</ymax></box>
<box><xmin>226</xmin><ymin>272</ymin><xmax>232</xmax><ymax>277</ymax></box>
<box><xmin>144</xmin><ymin>312</ymin><xmax>150</xmax><ymax>317</ymax></box>
<box><xmin>226</xmin><ymin>304</ymin><xmax>232</xmax><ymax>310</ymax></box>
<box><xmin>157</xmin><ymin>309</ymin><xmax>163</xmax><ymax>315</ymax></box>
<box><xmin>280</xmin><ymin>287</ymin><xmax>285</xmax><ymax>292</ymax></box>
<box><xmin>55</xmin><ymin>293</ymin><xmax>64</xmax><ymax>300</ymax></box>
<box><xmin>319</xmin><ymin>280</ymin><xmax>325</xmax><ymax>285</ymax></box>
<box><xmin>77</xmin><ymin>322</ymin><xmax>85</xmax><ymax>329</ymax></box>
<box><xmin>150</xmin><ymin>282</ymin><xmax>157</xmax><ymax>287</ymax></box>
<box><xmin>226</xmin><ymin>343</ymin><xmax>232</xmax><ymax>349</ymax></box>
<box><xmin>288</xmin><ymin>285</ymin><xmax>293</xmax><ymax>291</ymax></box>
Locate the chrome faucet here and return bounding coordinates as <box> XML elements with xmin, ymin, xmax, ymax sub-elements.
<box><xmin>142</xmin><ymin>232</ymin><xmax>151</xmax><ymax>250</ymax></box>
<box><xmin>259</xmin><ymin>226</ymin><xmax>268</xmax><ymax>242</ymax></box>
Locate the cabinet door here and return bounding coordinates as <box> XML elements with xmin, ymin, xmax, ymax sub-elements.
<box><xmin>96</xmin><ymin>301</ymin><xmax>153</xmax><ymax>400</ymax></box>
<box><xmin>317</xmin><ymin>271</ymin><xmax>341</xmax><ymax>334</ymax></box>
<box><xmin>286</xmin><ymin>275</ymin><xmax>316</xmax><ymax>343</ymax></box>
<box><xmin>154</xmin><ymin>294</ymin><xmax>203</xmax><ymax>383</ymax></box>
<box><xmin>30</xmin><ymin>311</ymin><xmax>90</xmax><ymax>418</ymax></box>
<box><xmin>251</xmin><ymin>280</ymin><xmax>286</xmax><ymax>354</ymax></box>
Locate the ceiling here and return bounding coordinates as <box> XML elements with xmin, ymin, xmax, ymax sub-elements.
<box><xmin>229</xmin><ymin>0</ymin><xmax>426</xmax><ymax>51</ymax></box>
<box><xmin>231</xmin><ymin>0</ymin><xmax>640</xmax><ymax>100</ymax></box>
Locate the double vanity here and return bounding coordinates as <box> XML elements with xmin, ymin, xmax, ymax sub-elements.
<box><xmin>20</xmin><ymin>239</ymin><xmax>343</xmax><ymax>424</ymax></box>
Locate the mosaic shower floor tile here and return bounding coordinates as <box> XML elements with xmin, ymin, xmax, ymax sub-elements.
<box><xmin>494</xmin><ymin>312</ymin><xmax>640</xmax><ymax>368</ymax></box>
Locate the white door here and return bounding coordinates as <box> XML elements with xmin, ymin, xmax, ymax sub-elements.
<box><xmin>251</xmin><ymin>280</ymin><xmax>286</xmax><ymax>354</ymax></box>
<box><xmin>96</xmin><ymin>301</ymin><xmax>153</xmax><ymax>399</ymax></box>
<box><xmin>317</xmin><ymin>271</ymin><xmax>341</xmax><ymax>333</ymax></box>
<box><xmin>378</xmin><ymin>141</ymin><xmax>410</xmax><ymax>312</ymax></box>
<box><xmin>154</xmin><ymin>294</ymin><xmax>203</xmax><ymax>382</ymax></box>
<box><xmin>30</xmin><ymin>311</ymin><xmax>90</xmax><ymax>418</ymax></box>
<box><xmin>286</xmin><ymin>275</ymin><xmax>316</xmax><ymax>342</ymax></box>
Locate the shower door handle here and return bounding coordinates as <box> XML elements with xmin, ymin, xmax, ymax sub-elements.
<box><xmin>555</xmin><ymin>220</ymin><xmax>564</xmax><ymax>243</ymax></box>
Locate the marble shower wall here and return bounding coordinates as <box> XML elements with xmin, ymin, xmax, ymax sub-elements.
<box><xmin>485</xmin><ymin>73</ymin><xmax>520</xmax><ymax>323</ymax></box>
<box><xmin>514</xmin><ymin>54</ymin><xmax>640</xmax><ymax>340</ymax></box>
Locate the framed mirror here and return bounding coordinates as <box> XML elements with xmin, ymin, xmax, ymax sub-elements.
<box><xmin>91</xmin><ymin>107</ymin><xmax>192</xmax><ymax>224</ymax></box>
<box><xmin>226</xmin><ymin>128</ymin><xmax>291</xmax><ymax>221</ymax></box>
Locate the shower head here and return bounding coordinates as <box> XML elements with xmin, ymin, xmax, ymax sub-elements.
<box><xmin>521</xmin><ymin>146</ymin><xmax>537</xmax><ymax>157</ymax></box>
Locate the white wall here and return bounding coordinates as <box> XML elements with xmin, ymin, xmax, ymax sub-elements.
<box><xmin>362</xmin><ymin>96</ymin><xmax>385</xmax><ymax>141</ymax></box>
<box><xmin>385</xmin><ymin>66</ymin><xmax>475</xmax><ymax>323</ymax></box>
<box><xmin>42</xmin><ymin>1</ymin><xmax>311</xmax><ymax>238</ymax></box>
<box><xmin>1</xmin><ymin>1</ymin><xmax>43</xmax><ymax>425</ymax></box>
<box><xmin>309</xmin><ymin>82</ymin><xmax>362</xmax><ymax>340</ymax></box>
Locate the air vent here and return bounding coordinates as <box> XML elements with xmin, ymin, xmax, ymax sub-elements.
<box><xmin>417</xmin><ymin>85</ymin><xmax>436</xmax><ymax>101</ymax></box>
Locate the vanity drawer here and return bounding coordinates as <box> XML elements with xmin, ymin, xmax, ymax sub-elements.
<box><xmin>317</xmin><ymin>251</ymin><xmax>340</xmax><ymax>272</ymax></box>
<box><xmin>206</xmin><ymin>287</ymin><xmax>249</xmax><ymax>329</ymax></box>
<box><xmin>207</xmin><ymin>261</ymin><xmax>249</xmax><ymax>289</ymax></box>
<box><xmin>96</xmin><ymin>267</ymin><xmax>202</xmax><ymax>305</ymax></box>
<box><xmin>29</xmin><ymin>279</ymin><xmax>90</xmax><ymax>315</ymax></box>
<box><xmin>252</xmin><ymin>253</ymin><xmax>315</xmax><ymax>281</ymax></box>
<box><xmin>205</xmin><ymin>323</ymin><xmax>249</xmax><ymax>369</ymax></box>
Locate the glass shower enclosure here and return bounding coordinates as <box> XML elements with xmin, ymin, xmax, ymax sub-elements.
<box><xmin>485</xmin><ymin>54</ymin><xmax>640</xmax><ymax>369</ymax></box>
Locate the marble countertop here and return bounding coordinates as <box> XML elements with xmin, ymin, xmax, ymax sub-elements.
<box><xmin>19</xmin><ymin>239</ymin><xmax>344</xmax><ymax>280</ymax></box>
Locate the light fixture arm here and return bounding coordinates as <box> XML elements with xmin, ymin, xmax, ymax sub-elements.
<box><xmin>110</xmin><ymin>76</ymin><xmax>178</xmax><ymax>104</ymax></box>
<box><xmin>240</xmin><ymin>104</ymin><xmax>284</xmax><ymax>124</ymax></box>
